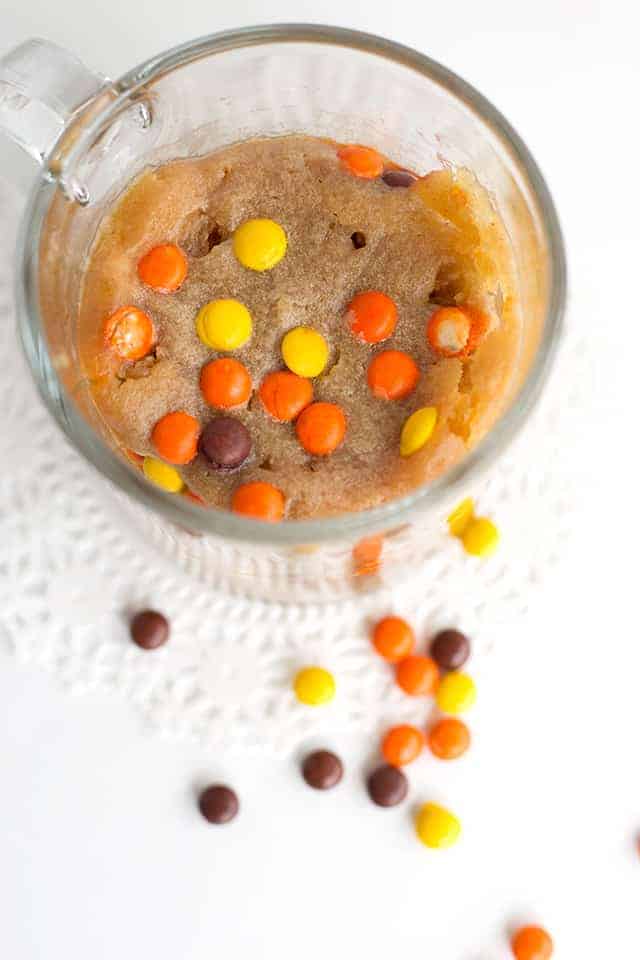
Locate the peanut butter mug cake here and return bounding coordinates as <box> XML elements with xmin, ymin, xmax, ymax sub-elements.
<box><xmin>78</xmin><ymin>135</ymin><xmax>521</xmax><ymax>521</ymax></box>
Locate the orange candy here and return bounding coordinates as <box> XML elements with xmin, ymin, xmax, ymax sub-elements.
<box><xmin>137</xmin><ymin>243</ymin><xmax>188</xmax><ymax>292</ymax></box>
<box><xmin>151</xmin><ymin>411</ymin><xmax>200</xmax><ymax>465</ymax></box>
<box><xmin>511</xmin><ymin>926</ymin><xmax>554</xmax><ymax>960</ymax></box>
<box><xmin>367</xmin><ymin>350</ymin><xmax>419</xmax><ymax>400</ymax></box>
<box><xmin>259</xmin><ymin>371</ymin><xmax>313</xmax><ymax>422</ymax></box>
<box><xmin>337</xmin><ymin>144</ymin><xmax>384</xmax><ymax>179</ymax></box>
<box><xmin>295</xmin><ymin>402</ymin><xmax>346</xmax><ymax>456</ymax></box>
<box><xmin>381</xmin><ymin>724</ymin><xmax>424</xmax><ymax>767</ymax></box>
<box><xmin>200</xmin><ymin>358</ymin><xmax>252</xmax><ymax>409</ymax></box>
<box><xmin>352</xmin><ymin>535</ymin><xmax>383</xmax><ymax>577</ymax></box>
<box><xmin>103</xmin><ymin>306</ymin><xmax>155</xmax><ymax>361</ymax></box>
<box><xmin>396</xmin><ymin>655</ymin><xmax>439</xmax><ymax>696</ymax></box>
<box><xmin>426</xmin><ymin>304</ymin><xmax>489</xmax><ymax>358</ymax></box>
<box><xmin>231</xmin><ymin>481</ymin><xmax>285</xmax><ymax>522</ymax></box>
<box><xmin>427</xmin><ymin>717</ymin><xmax>471</xmax><ymax>760</ymax></box>
<box><xmin>372</xmin><ymin>616</ymin><xmax>415</xmax><ymax>663</ymax></box>
<box><xmin>347</xmin><ymin>291</ymin><xmax>398</xmax><ymax>344</ymax></box>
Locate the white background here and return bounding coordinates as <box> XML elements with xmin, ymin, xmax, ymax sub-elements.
<box><xmin>1</xmin><ymin>1</ymin><xmax>638</xmax><ymax>958</ymax></box>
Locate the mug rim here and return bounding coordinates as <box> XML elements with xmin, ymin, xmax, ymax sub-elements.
<box><xmin>17</xmin><ymin>23</ymin><xmax>567</xmax><ymax>546</ymax></box>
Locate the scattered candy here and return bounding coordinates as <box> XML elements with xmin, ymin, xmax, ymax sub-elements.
<box><xmin>462</xmin><ymin>516</ymin><xmax>500</xmax><ymax>557</ymax></box>
<box><xmin>294</xmin><ymin>666</ymin><xmax>336</xmax><ymax>706</ymax></box>
<box><xmin>196</xmin><ymin>298</ymin><xmax>253</xmax><ymax>351</ymax></box>
<box><xmin>396</xmin><ymin>655</ymin><xmax>439</xmax><ymax>697</ymax></box>
<box><xmin>430</xmin><ymin>629</ymin><xmax>471</xmax><ymax>671</ymax></box>
<box><xmin>382</xmin><ymin>168</ymin><xmax>418</xmax><ymax>188</ymax></box>
<box><xmin>137</xmin><ymin>243</ymin><xmax>188</xmax><ymax>292</ymax></box>
<box><xmin>142</xmin><ymin>456</ymin><xmax>184</xmax><ymax>493</ymax></box>
<box><xmin>295</xmin><ymin>402</ymin><xmax>346</xmax><ymax>456</ymax></box>
<box><xmin>511</xmin><ymin>925</ymin><xmax>554</xmax><ymax>960</ymax></box>
<box><xmin>231</xmin><ymin>481</ymin><xmax>285</xmax><ymax>522</ymax></box>
<box><xmin>427</xmin><ymin>306</ymin><xmax>473</xmax><ymax>358</ymax></box>
<box><xmin>259</xmin><ymin>370</ymin><xmax>313</xmax><ymax>422</ymax></box>
<box><xmin>233</xmin><ymin>218</ymin><xmax>287</xmax><ymax>271</ymax></box>
<box><xmin>367</xmin><ymin>350</ymin><xmax>419</xmax><ymax>400</ymax></box>
<box><xmin>302</xmin><ymin>750</ymin><xmax>343</xmax><ymax>790</ymax></box>
<box><xmin>427</xmin><ymin>717</ymin><xmax>471</xmax><ymax>760</ymax></box>
<box><xmin>415</xmin><ymin>802</ymin><xmax>461</xmax><ymax>849</ymax></box>
<box><xmin>199</xmin><ymin>417</ymin><xmax>251</xmax><ymax>469</ymax></box>
<box><xmin>381</xmin><ymin>724</ymin><xmax>424</xmax><ymax>766</ymax></box>
<box><xmin>198</xmin><ymin>785</ymin><xmax>239</xmax><ymax>824</ymax></box>
<box><xmin>436</xmin><ymin>672</ymin><xmax>477</xmax><ymax>714</ymax></box>
<box><xmin>400</xmin><ymin>406</ymin><xmax>438</xmax><ymax>457</ymax></box>
<box><xmin>352</xmin><ymin>535</ymin><xmax>383</xmax><ymax>577</ymax></box>
<box><xmin>281</xmin><ymin>326</ymin><xmax>329</xmax><ymax>378</ymax></box>
<box><xmin>200</xmin><ymin>358</ymin><xmax>252</xmax><ymax>409</ymax></box>
<box><xmin>338</xmin><ymin>144</ymin><xmax>384</xmax><ymax>179</ymax></box>
<box><xmin>103</xmin><ymin>305</ymin><xmax>155</xmax><ymax>360</ymax></box>
<box><xmin>447</xmin><ymin>497</ymin><xmax>475</xmax><ymax>537</ymax></box>
<box><xmin>367</xmin><ymin>764</ymin><xmax>408</xmax><ymax>807</ymax></box>
<box><xmin>151</xmin><ymin>410</ymin><xmax>200</xmax><ymax>465</ymax></box>
<box><xmin>347</xmin><ymin>291</ymin><xmax>398</xmax><ymax>344</ymax></box>
<box><xmin>130</xmin><ymin>609</ymin><xmax>170</xmax><ymax>650</ymax></box>
<box><xmin>371</xmin><ymin>616</ymin><xmax>415</xmax><ymax>662</ymax></box>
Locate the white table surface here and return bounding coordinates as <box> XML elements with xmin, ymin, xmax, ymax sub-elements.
<box><xmin>1</xmin><ymin>2</ymin><xmax>637</xmax><ymax>958</ymax></box>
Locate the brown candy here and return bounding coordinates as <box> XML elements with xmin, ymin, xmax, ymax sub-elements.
<box><xmin>367</xmin><ymin>764</ymin><xmax>408</xmax><ymax>807</ymax></box>
<box><xmin>381</xmin><ymin>169</ymin><xmax>417</xmax><ymax>188</ymax></box>
<box><xmin>130</xmin><ymin>610</ymin><xmax>169</xmax><ymax>650</ymax></box>
<box><xmin>198</xmin><ymin>785</ymin><xmax>239</xmax><ymax>824</ymax></box>
<box><xmin>199</xmin><ymin>417</ymin><xmax>251</xmax><ymax>469</ymax></box>
<box><xmin>302</xmin><ymin>750</ymin><xmax>343</xmax><ymax>790</ymax></box>
<box><xmin>430</xmin><ymin>629</ymin><xmax>470</xmax><ymax>671</ymax></box>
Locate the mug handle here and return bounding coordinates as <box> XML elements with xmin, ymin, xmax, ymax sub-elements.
<box><xmin>0</xmin><ymin>38</ymin><xmax>107</xmax><ymax>166</ymax></box>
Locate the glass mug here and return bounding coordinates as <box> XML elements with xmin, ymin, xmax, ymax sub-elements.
<box><xmin>0</xmin><ymin>25</ymin><xmax>565</xmax><ymax>602</ymax></box>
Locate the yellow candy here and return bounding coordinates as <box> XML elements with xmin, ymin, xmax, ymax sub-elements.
<box><xmin>400</xmin><ymin>406</ymin><xmax>438</xmax><ymax>457</ymax></box>
<box><xmin>233</xmin><ymin>218</ymin><xmax>287</xmax><ymax>271</ymax></box>
<box><xmin>281</xmin><ymin>327</ymin><xmax>329</xmax><ymax>378</ymax></box>
<box><xmin>294</xmin><ymin>666</ymin><xmax>336</xmax><ymax>706</ymax></box>
<box><xmin>142</xmin><ymin>456</ymin><xmax>184</xmax><ymax>493</ymax></box>
<box><xmin>436</xmin><ymin>672</ymin><xmax>476</xmax><ymax>714</ymax></box>
<box><xmin>462</xmin><ymin>517</ymin><xmax>499</xmax><ymax>557</ymax></box>
<box><xmin>447</xmin><ymin>497</ymin><xmax>475</xmax><ymax>537</ymax></box>
<box><xmin>196</xmin><ymin>298</ymin><xmax>252</xmax><ymax>351</ymax></box>
<box><xmin>415</xmin><ymin>802</ymin><xmax>461</xmax><ymax>849</ymax></box>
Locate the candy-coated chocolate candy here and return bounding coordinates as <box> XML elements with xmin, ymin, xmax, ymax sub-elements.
<box><xmin>295</xmin><ymin>402</ymin><xmax>346</xmax><ymax>456</ymax></box>
<box><xmin>200</xmin><ymin>358</ymin><xmax>252</xmax><ymax>408</ymax></box>
<box><xmin>137</xmin><ymin>243</ymin><xmax>188</xmax><ymax>292</ymax></box>
<box><xmin>381</xmin><ymin>724</ymin><xmax>424</xmax><ymax>766</ymax></box>
<box><xmin>367</xmin><ymin>764</ymin><xmax>408</xmax><ymax>807</ymax></box>
<box><xmin>198</xmin><ymin>785</ymin><xmax>239</xmax><ymax>824</ymax></box>
<box><xmin>232</xmin><ymin>218</ymin><xmax>287</xmax><ymax>271</ymax></box>
<box><xmin>347</xmin><ymin>291</ymin><xmax>398</xmax><ymax>344</ymax></box>
<box><xmin>396</xmin><ymin>655</ymin><xmax>439</xmax><ymax>696</ymax></box>
<box><xmin>367</xmin><ymin>350</ymin><xmax>419</xmax><ymax>400</ymax></box>
<box><xmin>382</xmin><ymin>168</ymin><xmax>417</xmax><ymax>188</ymax></box>
<box><xmin>196</xmin><ymin>299</ymin><xmax>253</xmax><ymax>351</ymax></box>
<box><xmin>511</xmin><ymin>925</ymin><xmax>554</xmax><ymax>960</ymax></box>
<box><xmin>462</xmin><ymin>517</ymin><xmax>499</xmax><ymax>556</ymax></box>
<box><xmin>130</xmin><ymin>610</ymin><xmax>170</xmax><ymax>650</ymax></box>
<box><xmin>199</xmin><ymin>417</ymin><xmax>251</xmax><ymax>469</ymax></box>
<box><xmin>371</xmin><ymin>616</ymin><xmax>415</xmax><ymax>662</ymax></box>
<box><xmin>294</xmin><ymin>666</ymin><xmax>336</xmax><ymax>706</ymax></box>
<box><xmin>151</xmin><ymin>411</ymin><xmax>200</xmax><ymax>465</ymax></box>
<box><xmin>142</xmin><ymin>456</ymin><xmax>183</xmax><ymax>493</ymax></box>
<box><xmin>231</xmin><ymin>481</ymin><xmax>285</xmax><ymax>522</ymax></box>
<box><xmin>103</xmin><ymin>305</ymin><xmax>155</xmax><ymax>360</ymax></box>
<box><xmin>427</xmin><ymin>717</ymin><xmax>471</xmax><ymax>760</ymax></box>
<box><xmin>436</xmin><ymin>672</ymin><xmax>476</xmax><ymax>714</ymax></box>
<box><xmin>415</xmin><ymin>802</ymin><xmax>461</xmax><ymax>849</ymax></box>
<box><xmin>281</xmin><ymin>327</ymin><xmax>329</xmax><ymax>378</ymax></box>
<box><xmin>259</xmin><ymin>370</ymin><xmax>313</xmax><ymax>422</ymax></box>
<box><xmin>400</xmin><ymin>406</ymin><xmax>438</xmax><ymax>456</ymax></box>
<box><xmin>338</xmin><ymin>144</ymin><xmax>384</xmax><ymax>179</ymax></box>
<box><xmin>430</xmin><ymin>629</ymin><xmax>471</xmax><ymax>671</ymax></box>
<box><xmin>447</xmin><ymin>497</ymin><xmax>475</xmax><ymax>536</ymax></box>
<box><xmin>302</xmin><ymin>750</ymin><xmax>343</xmax><ymax>790</ymax></box>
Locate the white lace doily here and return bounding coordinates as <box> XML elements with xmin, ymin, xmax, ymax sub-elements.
<box><xmin>0</xmin><ymin>174</ymin><xmax>587</xmax><ymax>750</ymax></box>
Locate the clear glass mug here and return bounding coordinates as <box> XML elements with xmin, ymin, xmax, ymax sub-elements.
<box><xmin>0</xmin><ymin>25</ymin><xmax>565</xmax><ymax>602</ymax></box>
